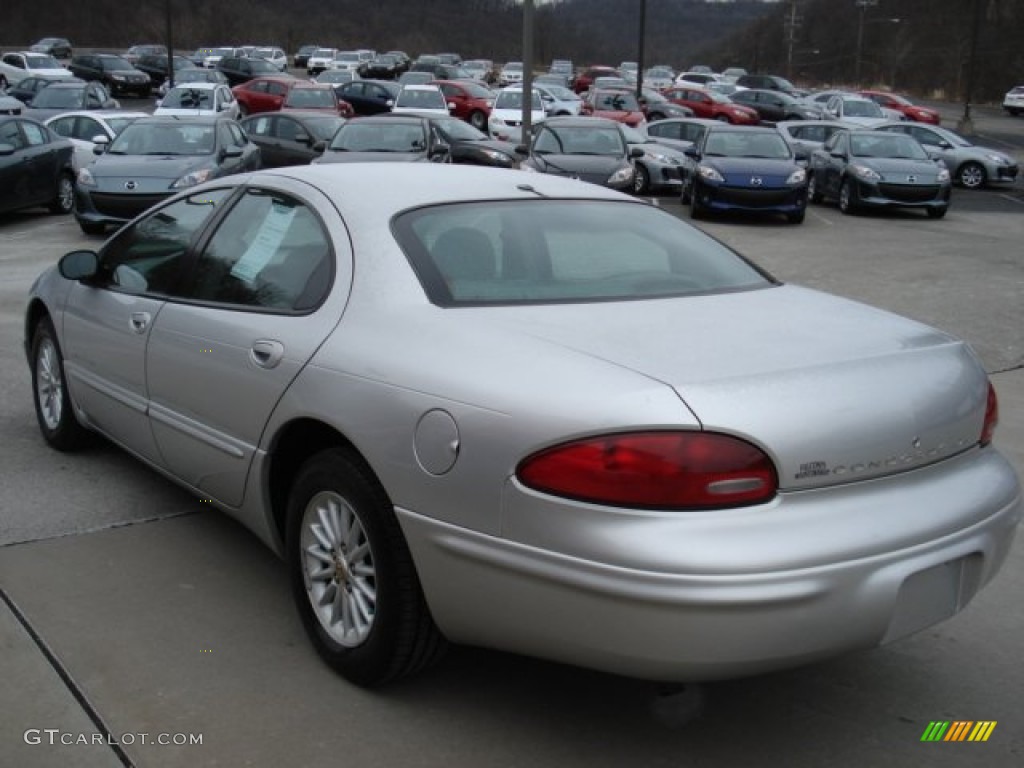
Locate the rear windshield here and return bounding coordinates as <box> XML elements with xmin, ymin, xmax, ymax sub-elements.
<box><xmin>393</xmin><ymin>200</ymin><xmax>773</xmax><ymax>306</ymax></box>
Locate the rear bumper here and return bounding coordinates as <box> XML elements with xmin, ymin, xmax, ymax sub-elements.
<box><xmin>400</xmin><ymin>447</ymin><xmax>1021</xmax><ymax>681</ymax></box>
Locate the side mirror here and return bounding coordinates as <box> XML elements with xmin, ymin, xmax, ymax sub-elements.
<box><xmin>937</xmin><ymin>140</ymin><xmax>951</xmax><ymax>150</ymax></box>
<box><xmin>515</xmin><ymin>144</ymin><xmax>529</xmax><ymax>155</ymax></box>
<box><xmin>684</xmin><ymin>146</ymin><xmax>699</xmax><ymax>159</ymax></box>
<box><xmin>629</xmin><ymin>147</ymin><xmax>644</xmax><ymax>159</ymax></box>
<box><xmin>220</xmin><ymin>146</ymin><xmax>243</xmax><ymax>160</ymax></box>
<box><xmin>0</xmin><ymin>143</ymin><xmax>15</xmax><ymax>156</ymax></box>
<box><xmin>794</xmin><ymin>149</ymin><xmax>808</xmax><ymax>162</ymax></box>
<box><xmin>447</xmin><ymin>102</ymin><xmax>456</xmax><ymax>111</ymax></box>
<box><xmin>429</xmin><ymin>143</ymin><xmax>450</xmax><ymax>161</ymax></box>
<box><xmin>312</xmin><ymin>140</ymin><xmax>326</xmax><ymax>153</ymax></box>
<box><xmin>295</xmin><ymin>132</ymin><xmax>312</xmax><ymax>145</ymax></box>
<box><xmin>59</xmin><ymin>250</ymin><xmax>99</xmax><ymax>280</ymax></box>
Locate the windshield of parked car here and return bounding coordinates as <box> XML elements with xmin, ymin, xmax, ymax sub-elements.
<box><xmin>335</xmin><ymin>52</ymin><xmax>360</xmax><ymax>62</ymax></box>
<box><xmin>27</xmin><ymin>55</ymin><xmax>62</xmax><ymax>69</ymax></box>
<box><xmin>455</xmin><ymin>81</ymin><xmax>494</xmax><ymax>99</ymax></box>
<box><xmin>317</xmin><ymin>71</ymin><xmax>352</xmax><ymax>83</ymax></box>
<box><xmin>437</xmin><ymin>118</ymin><xmax>486</xmax><ymax>141</ymax></box>
<box><xmin>544</xmin><ymin>85</ymin><xmax>578</xmax><ymax>101</ymax></box>
<box><xmin>843</xmin><ymin>99</ymin><xmax>883</xmax><ymax>117</ymax></box>
<box><xmin>504</xmin><ymin>62</ymin><xmax>523</xmax><ymax>72</ymax></box>
<box><xmin>395</xmin><ymin>200</ymin><xmax>773</xmax><ymax>306</ymax></box>
<box><xmin>31</xmin><ymin>86</ymin><xmax>84</xmax><ymax>108</ymax></box>
<box><xmin>329</xmin><ymin>121</ymin><xmax>426</xmax><ymax>152</ymax></box>
<box><xmin>494</xmin><ymin>90</ymin><xmax>542</xmax><ymax>110</ymax></box>
<box><xmin>105</xmin><ymin>117</ymin><xmax>140</xmax><ymax>134</ymax></box>
<box><xmin>619</xmin><ymin>125</ymin><xmax>648</xmax><ymax>144</ymax></box>
<box><xmin>595</xmin><ymin>91</ymin><xmax>640</xmax><ymax>111</ymax></box>
<box><xmin>395</xmin><ymin>87</ymin><xmax>446</xmax><ymax>110</ymax></box>
<box><xmin>704</xmin><ymin>131</ymin><xmax>791</xmax><ymax>159</ymax></box>
<box><xmin>101</xmin><ymin>57</ymin><xmax>134</xmax><ymax>71</ymax></box>
<box><xmin>253</xmin><ymin>48</ymin><xmax>278</xmax><ymax>59</ymax></box>
<box><xmin>161</xmin><ymin>88</ymin><xmax>214</xmax><ymax>109</ymax></box>
<box><xmin>535</xmin><ymin>124</ymin><xmax>624</xmax><ymax>156</ymax></box>
<box><xmin>176</xmin><ymin>70</ymin><xmax>217</xmax><ymax>85</ymax></box>
<box><xmin>302</xmin><ymin>116</ymin><xmax>346</xmax><ymax>140</ymax></box>
<box><xmin>108</xmin><ymin>123</ymin><xmax>216</xmax><ymax>155</ymax></box>
<box><xmin>286</xmin><ymin>88</ymin><xmax>335</xmax><ymax>109</ymax></box>
<box><xmin>850</xmin><ymin>134</ymin><xmax>928</xmax><ymax>160</ymax></box>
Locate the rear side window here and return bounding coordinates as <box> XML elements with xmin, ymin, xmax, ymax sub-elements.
<box><xmin>393</xmin><ymin>200</ymin><xmax>773</xmax><ymax>306</ymax></box>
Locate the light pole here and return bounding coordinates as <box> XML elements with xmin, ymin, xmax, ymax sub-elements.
<box><xmin>522</xmin><ymin>0</ymin><xmax>534</xmax><ymax>141</ymax></box>
<box><xmin>854</xmin><ymin>0</ymin><xmax>878</xmax><ymax>85</ymax></box>
<box><xmin>957</xmin><ymin>0</ymin><xmax>983</xmax><ymax>135</ymax></box>
<box><xmin>635</xmin><ymin>0</ymin><xmax>647</xmax><ymax>101</ymax></box>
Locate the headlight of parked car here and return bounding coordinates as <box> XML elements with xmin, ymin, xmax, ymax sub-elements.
<box><xmin>986</xmin><ymin>153</ymin><xmax>1009</xmax><ymax>165</ymax></box>
<box><xmin>786</xmin><ymin>168</ymin><xmax>807</xmax><ymax>185</ymax></box>
<box><xmin>936</xmin><ymin>168</ymin><xmax>951</xmax><ymax>183</ymax></box>
<box><xmin>77</xmin><ymin>168</ymin><xmax>96</xmax><ymax>187</ymax></box>
<box><xmin>607</xmin><ymin>165</ymin><xmax>634</xmax><ymax>185</ymax></box>
<box><xmin>644</xmin><ymin>150</ymin><xmax>674</xmax><ymax>164</ymax></box>
<box><xmin>698</xmin><ymin>165</ymin><xmax>724</xmax><ymax>182</ymax></box>
<box><xmin>479</xmin><ymin>149</ymin><xmax>512</xmax><ymax>165</ymax></box>
<box><xmin>850</xmin><ymin>164</ymin><xmax>881</xmax><ymax>182</ymax></box>
<box><xmin>171</xmin><ymin>168</ymin><xmax>214</xmax><ymax>189</ymax></box>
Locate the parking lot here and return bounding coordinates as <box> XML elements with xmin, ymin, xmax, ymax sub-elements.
<box><xmin>1</xmin><ymin>99</ymin><xmax>1023</xmax><ymax>766</ymax></box>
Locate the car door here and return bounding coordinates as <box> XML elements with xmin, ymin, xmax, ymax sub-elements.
<box><xmin>145</xmin><ymin>182</ymin><xmax>349</xmax><ymax>506</ymax></box>
<box><xmin>272</xmin><ymin>115</ymin><xmax>317</xmax><ymax>166</ymax></box>
<box><xmin>338</xmin><ymin>82</ymin><xmax>368</xmax><ymax>113</ymax></box>
<box><xmin>61</xmin><ymin>190</ymin><xmax>232</xmax><ymax>463</ymax></box>
<box><xmin>904</xmin><ymin>124</ymin><xmax>953</xmax><ymax>167</ymax></box>
<box><xmin>818</xmin><ymin>131</ymin><xmax>848</xmax><ymax>196</ymax></box>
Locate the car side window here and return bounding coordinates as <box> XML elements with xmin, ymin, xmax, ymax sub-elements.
<box><xmin>48</xmin><ymin>116</ymin><xmax>75</xmax><ymax>138</ymax></box>
<box><xmin>0</xmin><ymin>120</ymin><xmax>26</xmax><ymax>149</ymax></box>
<box><xmin>247</xmin><ymin>116</ymin><xmax>272</xmax><ymax>136</ymax></box>
<box><xmin>275</xmin><ymin>117</ymin><xmax>301</xmax><ymax>142</ymax></box>
<box><xmin>96</xmin><ymin>190</ymin><xmax>232</xmax><ymax>295</ymax></box>
<box><xmin>909</xmin><ymin>126</ymin><xmax>938</xmax><ymax>145</ymax></box>
<box><xmin>22</xmin><ymin>122</ymin><xmax>48</xmax><ymax>146</ymax></box>
<box><xmin>268</xmin><ymin>82</ymin><xmax>288</xmax><ymax>97</ymax></box>
<box><xmin>179</xmin><ymin>189</ymin><xmax>332</xmax><ymax>312</ymax></box>
<box><xmin>75</xmin><ymin>117</ymin><xmax>103</xmax><ymax>141</ymax></box>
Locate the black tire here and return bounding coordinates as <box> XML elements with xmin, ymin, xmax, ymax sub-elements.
<box><xmin>926</xmin><ymin>206</ymin><xmax>947</xmax><ymax>219</ymax></box>
<box><xmin>956</xmin><ymin>161</ymin><xmax>986</xmax><ymax>190</ymax></box>
<box><xmin>78</xmin><ymin>219</ymin><xmax>106</xmax><ymax>235</ymax></box>
<box><xmin>716</xmin><ymin>114</ymin><xmax>731</xmax><ymax>123</ymax></box>
<box><xmin>31</xmin><ymin>317</ymin><xmax>90</xmax><ymax>451</ymax></box>
<box><xmin>286</xmin><ymin>448</ymin><xmax>446</xmax><ymax>687</ymax></box>
<box><xmin>787</xmin><ymin>209</ymin><xmax>806</xmax><ymax>224</ymax></box>
<box><xmin>807</xmin><ymin>173</ymin><xmax>823</xmax><ymax>203</ymax></box>
<box><xmin>0</xmin><ymin>75</ymin><xmax>8</xmax><ymax>90</ymax></box>
<box><xmin>690</xmin><ymin>186</ymin><xmax>704</xmax><ymax>219</ymax></box>
<box><xmin>633</xmin><ymin>163</ymin><xmax>650</xmax><ymax>195</ymax></box>
<box><xmin>838</xmin><ymin>178</ymin><xmax>857</xmax><ymax>215</ymax></box>
<box><xmin>49</xmin><ymin>173</ymin><xmax>74</xmax><ymax>215</ymax></box>
<box><xmin>468</xmin><ymin>110</ymin><xmax>486</xmax><ymax>131</ymax></box>
<box><xmin>680</xmin><ymin>177</ymin><xmax>692</xmax><ymax>205</ymax></box>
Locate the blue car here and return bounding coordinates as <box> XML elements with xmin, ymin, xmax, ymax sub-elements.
<box><xmin>682</xmin><ymin>125</ymin><xmax>809</xmax><ymax>224</ymax></box>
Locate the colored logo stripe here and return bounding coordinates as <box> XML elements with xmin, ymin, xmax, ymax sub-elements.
<box><xmin>920</xmin><ymin>721</ymin><xmax>996</xmax><ymax>742</ymax></box>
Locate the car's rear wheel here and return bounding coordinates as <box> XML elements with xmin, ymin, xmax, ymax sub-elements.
<box><xmin>787</xmin><ymin>209</ymin><xmax>806</xmax><ymax>224</ymax></box>
<box><xmin>956</xmin><ymin>161</ymin><xmax>986</xmax><ymax>189</ymax></box>
<box><xmin>49</xmin><ymin>173</ymin><xmax>74</xmax><ymax>215</ymax></box>
<box><xmin>31</xmin><ymin>317</ymin><xmax>90</xmax><ymax>451</ymax></box>
<box><xmin>690</xmin><ymin>186</ymin><xmax>704</xmax><ymax>219</ymax></box>
<box><xmin>633</xmin><ymin>164</ymin><xmax>650</xmax><ymax>195</ymax></box>
<box><xmin>838</xmin><ymin>179</ymin><xmax>857</xmax><ymax>214</ymax></box>
<box><xmin>286</xmin><ymin>448</ymin><xmax>446</xmax><ymax>687</ymax></box>
<box><xmin>926</xmin><ymin>206</ymin><xmax>947</xmax><ymax>219</ymax></box>
<box><xmin>78</xmin><ymin>219</ymin><xmax>105</xmax><ymax>235</ymax></box>
<box><xmin>468</xmin><ymin>110</ymin><xmax>486</xmax><ymax>131</ymax></box>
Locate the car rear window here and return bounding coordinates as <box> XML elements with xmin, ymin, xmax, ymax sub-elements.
<box><xmin>393</xmin><ymin>200</ymin><xmax>773</xmax><ymax>306</ymax></box>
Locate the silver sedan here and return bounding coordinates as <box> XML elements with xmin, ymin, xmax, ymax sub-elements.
<box><xmin>26</xmin><ymin>164</ymin><xmax>1021</xmax><ymax>687</ymax></box>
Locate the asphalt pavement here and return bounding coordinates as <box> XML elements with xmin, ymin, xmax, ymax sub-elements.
<box><xmin>1</xmin><ymin>102</ymin><xmax>1022</xmax><ymax>767</ymax></box>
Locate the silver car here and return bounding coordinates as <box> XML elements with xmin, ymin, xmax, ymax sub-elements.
<box><xmin>874</xmin><ymin>120</ymin><xmax>1020</xmax><ymax>189</ymax></box>
<box><xmin>27</xmin><ymin>164</ymin><xmax>1021</xmax><ymax>687</ymax></box>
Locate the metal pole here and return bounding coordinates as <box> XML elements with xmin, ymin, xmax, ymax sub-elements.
<box><xmin>958</xmin><ymin>0</ymin><xmax>982</xmax><ymax>134</ymax></box>
<box><xmin>635</xmin><ymin>0</ymin><xmax>647</xmax><ymax>101</ymax></box>
<box><xmin>854</xmin><ymin>0</ymin><xmax>877</xmax><ymax>86</ymax></box>
<box><xmin>522</xmin><ymin>0</ymin><xmax>533</xmax><ymax>143</ymax></box>
<box><xmin>165</xmin><ymin>0</ymin><xmax>175</xmax><ymax>90</ymax></box>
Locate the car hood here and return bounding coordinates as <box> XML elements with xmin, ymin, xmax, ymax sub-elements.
<box><xmin>27</xmin><ymin>67</ymin><xmax>71</xmax><ymax>78</ymax></box>
<box><xmin>154</xmin><ymin>108</ymin><xmax>220</xmax><ymax>117</ymax></box>
<box><xmin>703</xmin><ymin>156</ymin><xmax>800</xmax><ymax>183</ymax></box>
<box><xmin>109</xmin><ymin>69</ymin><xmax>147</xmax><ymax>78</ymax></box>
<box><xmin>438</xmin><ymin>284</ymin><xmax>987</xmax><ymax>492</ymax></box>
<box><xmin>90</xmin><ymin>153</ymin><xmax>213</xmax><ymax>181</ymax></box>
<box><xmin>316</xmin><ymin>150</ymin><xmax>427</xmax><ymax>163</ymax></box>
<box><xmin>856</xmin><ymin>156</ymin><xmax>948</xmax><ymax>181</ymax></box>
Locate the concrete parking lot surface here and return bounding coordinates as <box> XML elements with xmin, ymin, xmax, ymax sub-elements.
<box><xmin>1</xmin><ymin>103</ymin><xmax>1022</xmax><ymax>767</ymax></box>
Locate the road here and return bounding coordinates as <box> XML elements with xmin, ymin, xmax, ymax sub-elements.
<box><xmin>0</xmin><ymin>102</ymin><xmax>1022</xmax><ymax>767</ymax></box>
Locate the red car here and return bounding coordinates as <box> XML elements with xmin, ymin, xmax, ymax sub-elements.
<box><xmin>661</xmin><ymin>86</ymin><xmax>760</xmax><ymax>124</ymax></box>
<box><xmin>232</xmin><ymin>75</ymin><xmax>298</xmax><ymax>116</ymax></box>
<box><xmin>283</xmin><ymin>83</ymin><xmax>354</xmax><ymax>118</ymax></box>
<box><xmin>430</xmin><ymin>79</ymin><xmax>494</xmax><ymax>131</ymax></box>
<box><xmin>581</xmin><ymin>89</ymin><xmax>646</xmax><ymax>127</ymax></box>
<box><xmin>572</xmin><ymin>65</ymin><xmax>620</xmax><ymax>94</ymax></box>
<box><xmin>860</xmin><ymin>90</ymin><xmax>941</xmax><ymax>124</ymax></box>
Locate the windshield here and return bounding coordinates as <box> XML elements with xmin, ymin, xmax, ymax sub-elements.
<box><xmin>330</xmin><ymin>121</ymin><xmax>426</xmax><ymax>152</ymax></box>
<box><xmin>438</xmin><ymin>119</ymin><xmax>486</xmax><ymax>141</ymax></box>
<box><xmin>286</xmin><ymin>89</ymin><xmax>336</xmax><ymax>109</ymax></box>
<box><xmin>32</xmin><ymin>87</ymin><xmax>83</xmax><ymax>108</ymax></box>
<box><xmin>102</xmin><ymin>57</ymin><xmax>134</xmax><ymax>71</ymax></box>
<box><xmin>109</xmin><ymin>123</ymin><xmax>216</xmax><ymax>155</ymax></box>
<box><xmin>336</xmin><ymin>52</ymin><xmax>360</xmax><ymax>62</ymax></box>
<box><xmin>504</xmin><ymin>62</ymin><xmax>523</xmax><ymax>72</ymax></box>
<box><xmin>313</xmin><ymin>49</ymin><xmax>336</xmax><ymax>58</ymax></box>
<box><xmin>843</xmin><ymin>100</ymin><xmax>883</xmax><ymax>117</ymax></box>
<box><xmin>704</xmin><ymin>131</ymin><xmax>792</xmax><ymax>159</ymax></box>
<box><xmin>495</xmin><ymin>91</ymin><xmax>542</xmax><ymax>110</ymax></box>
<box><xmin>177</xmin><ymin>70</ymin><xmax>216</xmax><ymax>84</ymax></box>
<box><xmin>319</xmin><ymin>71</ymin><xmax>353</xmax><ymax>83</ymax></box>
<box><xmin>394</xmin><ymin>200</ymin><xmax>772</xmax><ymax>306</ymax></box>
<box><xmin>253</xmin><ymin>48</ymin><xmax>278</xmax><ymax>58</ymax></box>
<box><xmin>594</xmin><ymin>91</ymin><xmax>640</xmax><ymax>111</ymax></box>
<box><xmin>545</xmin><ymin>85</ymin><xmax>577</xmax><ymax>100</ymax></box>
<box><xmin>162</xmin><ymin>88</ymin><xmax>215</xmax><ymax>109</ymax></box>
<box><xmin>212</xmin><ymin>48</ymin><xmax>234</xmax><ymax>57</ymax></box>
<box><xmin>535</xmin><ymin>125</ymin><xmax>624</xmax><ymax>156</ymax></box>
<box><xmin>619</xmin><ymin>125</ymin><xmax>647</xmax><ymax>144</ymax></box>
<box><xmin>27</xmin><ymin>55</ymin><xmax>62</xmax><ymax>69</ymax></box>
<box><xmin>850</xmin><ymin>134</ymin><xmax>928</xmax><ymax>160</ymax></box>
<box><xmin>646</xmin><ymin>68</ymin><xmax>673</xmax><ymax>79</ymax></box>
<box><xmin>460</xmin><ymin>82</ymin><xmax>494</xmax><ymax>99</ymax></box>
<box><xmin>106</xmin><ymin>117</ymin><xmax>140</xmax><ymax>134</ymax></box>
<box><xmin>395</xmin><ymin>88</ymin><xmax>445</xmax><ymax>109</ymax></box>
<box><xmin>304</xmin><ymin>116</ymin><xmax>346</xmax><ymax>140</ymax></box>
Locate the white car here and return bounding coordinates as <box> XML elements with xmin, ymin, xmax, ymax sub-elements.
<box><xmin>499</xmin><ymin>61</ymin><xmax>524</xmax><ymax>87</ymax></box>
<box><xmin>675</xmin><ymin>71</ymin><xmax>722</xmax><ymax>87</ymax></box>
<box><xmin>823</xmin><ymin>95</ymin><xmax>889</xmax><ymax>127</ymax></box>
<box><xmin>155</xmin><ymin>83</ymin><xmax>240</xmax><ymax>120</ymax></box>
<box><xmin>533</xmin><ymin>82</ymin><xmax>582</xmax><ymax>117</ymax></box>
<box><xmin>1004</xmin><ymin>85</ymin><xmax>1024</xmax><ymax>116</ymax></box>
<box><xmin>202</xmin><ymin>47</ymin><xmax>240</xmax><ymax>69</ymax></box>
<box><xmin>252</xmin><ymin>47</ymin><xmax>288</xmax><ymax>72</ymax></box>
<box><xmin>43</xmin><ymin>110</ymin><xmax>148</xmax><ymax>171</ymax></box>
<box><xmin>488</xmin><ymin>86</ymin><xmax>545</xmax><ymax>144</ymax></box>
<box><xmin>330</xmin><ymin>51</ymin><xmax>363</xmax><ymax>74</ymax></box>
<box><xmin>307</xmin><ymin>48</ymin><xmax>339</xmax><ymax>75</ymax></box>
<box><xmin>0</xmin><ymin>51</ymin><xmax>72</xmax><ymax>88</ymax></box>
<box><xmin>643</xmin><ymin>67</ymin><xmax>675</xmax><ymax>91</ymax></box>
<box><xmin>391</xmin><ymin>84</ymin><xmax>450</xmax><ymax>116</ymax></box>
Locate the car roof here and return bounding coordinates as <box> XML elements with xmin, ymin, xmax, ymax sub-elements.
<box><xmin>133</xmin><ymin>115</ymin><xmax>226</xmax><ymax>125</ymax></box>
<box><xmin>43</xmin><ymin>110</ymin><xmax>149</xmax><ymax>121</ymax></box>
<box><xmin>167</xmin><ymin>82</ymin><xmax>220</xmax><ymax>91</ymax></box>
<box><xmin>543</xmin><ymin>116</ymin><xmax>621</xmax><ymax>128</ymax></box>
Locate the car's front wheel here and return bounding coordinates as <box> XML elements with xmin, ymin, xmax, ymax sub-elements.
<box><xmin>807</xmin><ymin>173</ymin><xmax>823</xmax><ymax>203</ymax></box>
<box><xmin>838</xmin><ymin>179</ymin><xmax>858</xmax><ymax>214</ymax></box>
<box><xmin>633</xmin><ymin>163</ymin><xmax>650</xmax><ymax>195</ymax></box>
<box><xmin>926</xmin><ymin>206</ymin><xmax>947</xmax><ymax>219</ymax></box>
<box><xmin>956</xmin><ymin>161</ymin><xmax>986</xmax><ymax>189</ymax></box>
<box><xmin>468</xmin><ymin>110</ymin><xmax>486</xmax><ymax>131</ymax></box>
<box><xmin>286</xmin><ymin>448</ymin><xmax>445</xmax><ymax>687</ymax></box>
<box><xmin>78</xmin><ymin>219</ymin><xmax>105</xmax><ymax>235</ymax></box>
<box><xmin>31</xmin><ymin>317</ymin><xmax>90</xmax><ymax>451</ymax></box>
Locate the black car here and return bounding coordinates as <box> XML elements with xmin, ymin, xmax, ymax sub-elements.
<box><xmin>7</xmin><ymin>76</ymin><xmax>84</xmax><ymax>106</ymax></box>
<box><xmin>517</xmin><ymin>116</ymin><xmax>643</xmax><ymax>191</ymax></box>
<box><xmin>67</xmin><ymin>54</ymin><xmax>151</xmax><ymax>98</ymax></box>
<box><xmin>808</xmin><ymin>129</ymin><xmax>952</xmax><ymax>218</ymax></box>
<box><xmin>293</xmin><ymin>45</ymin><xmax>319</xmax><ymax>69</ymax></box>
<box><xmin>0</xmin><ymin>116</ymin><xmax>75</xmax><ymax>215</ymax></box>
<box><xmin>30</xmin><ymin>38</ymin><xmax>73</xmax><ymax>59</ymax></box>
<box><xmin>380</xmin><ymin>112</ymin><xmax>519</xmax><ymax>168</ymax></box>
<box><xmin>74</xmin><ymin>116</ymin><xmax>261</xmax><ymax>234</ymax></box>
<box><xmin>313</xmin><ymin>114</ymin><xmax>451</xmax><ymax>164</ymax></box>
<box><xmin>681</xmin><ymin>124</ymin><xmax>809</xmax><ymax>223</ymax></box>
<box><xmin>360</xmin><ymin>54</ymin><xmax>402</xmax><ymax>80</ymax></box>
<box><xmin>730</xmin><ymin>89</ymin><xmax>820</xmax><ymax>123</ymax></box>
<box><xmin>408</xmin><ymin>62</ymin><xmax>471</xmax><ymax>81</ymax></box>
<box><xmin>240</xmin><ymin>111</ymin><xmax>345</xmax><ymax>168</ymax></box>
<box><xmin>136</xmin><ymin>54</ymin><xmax>195</xmax><ymax>90</ymax></box>
<box><xmin>217</xmin><ymin>56</ymin><xmax>284</xmax><ymax>87</ymax></box>
<box><xmin>735</xmin><ymin>73</ymin><xmax>799</xmax><ymax>96</ymax></box>
<box><xmin>334</xmin><ymin>80</ymin><xmax>400</xmax><ymax>115</ymax></box>
<box><xmin>26</xmin><ymin>81</ymin><xmax>119</xmax><ymax>120</ymax></box>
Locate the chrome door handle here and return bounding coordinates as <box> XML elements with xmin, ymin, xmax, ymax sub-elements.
<box><xmin>250</xmin><ymin>339</ymin><xmax>284</xmax><ymax>369</ymax></box>
<box><xmin>129</xmin><ymin>312</ymin><xmax>151</xmax><ymax>333</ymax></box>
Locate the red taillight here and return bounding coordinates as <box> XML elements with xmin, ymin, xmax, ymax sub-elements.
<box><xmin>516</xmin><ymin>432</ymin><xmax>778</xmax><ymax>510</ymax></box>
<box><xmin>981</xmin><ymin>382</ymin><xmax>999</xmax><ymax>446</ymax></box>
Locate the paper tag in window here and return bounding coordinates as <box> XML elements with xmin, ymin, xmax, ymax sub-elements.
<box><xmin>230</xmin><ymin>201</ymin><xmax>296</xmax><ymax>283</ymax></box>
